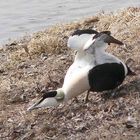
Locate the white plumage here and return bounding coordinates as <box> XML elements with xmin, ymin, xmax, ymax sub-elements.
<box><xmin>27</xmin><ymin>29</ymin><xmax>135</xmax><ymax>111</ymax></box>
<box><xmin>68</xmin><ymin>34</ymin><xmax>95</xmax><ymax>51</ymax></box>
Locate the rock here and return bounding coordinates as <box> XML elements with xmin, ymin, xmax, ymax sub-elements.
<box><xmin>20</xmin><ymin>131</ymin><xmax>35</xmax><ymax>140</ymax></box>
<box><xmin>124</xmin><ymin>116</ymin><xmax>138</xmax><ymax>129</ymax></box>
<box><xmin>75</xmin><ymin>124</ymin><xmax>88</xmax><ymax>132</ymax></box>
<box><xmin>17</xmin><ymin>62</ymin><xmax>29</xmax><ymax>69</ymax></box>
<box><xmin>9</xmin><ymin>94</ymin><xmax>27</xmax><ymax>103</ymax></box>
<box><xmin>0</xmin><ymin>122</ymin><xmax>3</xmax><ymax>130</ymax></box>
<box><xmin>60</xmin><ymin>56</ymin><xmax>66</xmax><ymax>60</ymax></box>
<box><xmin>10</xmin><ymin>42</ymin><xmax>17</xmax><ymax>46</ymax></box>
<box><xmin>8</xmin><ymin>88</ymin><xmax>27</xmax><ymax>103</ymax></box>
<box><xmin>0</xmin><ymin>68</ymin><xmax>4</xmax><ymax>73</ymax></box>
<box><xmin>40</xmin><ymin>53</ymin><xmax>48</xmax><ymax>60</ymax></box>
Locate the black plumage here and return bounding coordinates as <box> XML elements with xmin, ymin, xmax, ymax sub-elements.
<box><xmin>71</xmin><ymin>29</ymin><xmax>98</xmax><ymax>36</ymax></box>
<box><xmin>37</xmin><ymin>90</ymin><xmax>57</xmax><ymax>104</ymax></box>
<box><xmin>88</xmin><ymin>63</ymin><xmax>126</xmax><ymax>92</ymax></box>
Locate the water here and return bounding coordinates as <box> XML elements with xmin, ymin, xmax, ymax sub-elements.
<box><xmin>0</xmin><ymin>0</ymin><xmax>139</xmax><ymax>44</ymax></box>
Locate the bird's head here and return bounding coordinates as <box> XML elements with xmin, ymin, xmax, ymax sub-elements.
<box><xmin>27</xmin><ymin>88</ymin><xmax>65</xmax><ymax>111</ymax></box>
<box><xmin>83</xmin><ymin>31</ymin><xmax>123</xmax><ymax>53</ymax></box>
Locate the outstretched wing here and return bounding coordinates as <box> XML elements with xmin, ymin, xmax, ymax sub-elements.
<box><xmin>67</xmin><ymin>29</ymin><xmax>98</xmax><ymax>51</ymax></box>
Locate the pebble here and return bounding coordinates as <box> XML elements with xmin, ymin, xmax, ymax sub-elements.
<box><xmin>124</xmin><ymin>116</ymin><xmax>138</xmax><ymax>128</ymax></box>
<box><xmin>41</xmin><ymin>53</ymin><xmax>48</xmax><ymax>60</ymax></box>
<box><xmin>17</xmin><ymin>62</ymin><xmax>29</xmax><ymax>69</ymax></box>
<box><xmin>9</xmin><ymin>91</ymin><xmax>27</xmax><ymax>103</ymax></box>
<box><xmin>20</xmin><ymin>131</ymin><xmax>35</xmax><ymax>140</ymax></box>
<box><xmin>0</xmin><ymin>69</ymin><xmax>5</xmax><ymax>73</ymax></box>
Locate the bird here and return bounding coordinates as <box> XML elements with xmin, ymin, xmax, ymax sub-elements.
<box><xmin>67</xmin><ymin>29</ymin><xmax>113</xmax><ymax>51</ymax></box>
<box><xmin>67</xmin><ymin>29</ymin><xmax>123</xmax><ymax>69</ymax></box>
<box><xmin>82</xmin><ymin>31</ymin><xmax>136</xmax><ymax>101</ymax></box>
<box><xmin>67</xmin><ymin>29</ymin><xmax>98</xmax><ymax>51</ymax></box>
<box><xmin>27</xmin><ymin>30</ymin><xmax>135</xmax><ymax>111</ymax></box>
<box><xmin>66</xmin><ymin>29</ymin><xmax>118</xmax><ymax>80</ymax></box>
<box><xmin>67</xmin><ymin>29</ymin><xmax>127</xmax><ymax>101</ymax></box>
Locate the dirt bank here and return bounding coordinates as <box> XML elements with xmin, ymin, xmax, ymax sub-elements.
<box><xmin>0</xmin><ymin>7</ymin><xmax>140</xmax><ymax>140</ymax></box>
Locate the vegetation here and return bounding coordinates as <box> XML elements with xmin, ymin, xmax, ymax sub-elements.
<box><xmin>0</xmin><ymin>7</ymin><xmax>140</xmax><ymax>140</ymax></box>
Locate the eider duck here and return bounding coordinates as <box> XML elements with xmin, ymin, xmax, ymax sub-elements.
<box><xmin>67</xmin><ymin>29</ymin><xmax>123</xmax><ymax>68</ymax></box>
<box><xmin>67</xmin><ymin>29</ymin><xmax>127</xmax><ymax>101</ymax></box>
<box><xmin>82</xmin><ymin>31</ymin><xmax>135</xmax><ymax>101</ymax></box>
<box><xmin>27</xmin><ymin>31</ymin><xmax>135</xmax><ymax>111</ymax></box>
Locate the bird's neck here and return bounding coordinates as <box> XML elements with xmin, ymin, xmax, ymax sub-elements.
<box><xmin>74</xmin><ymin>50</ymin><xmax>95</xmax><ymax>66</ymax></box>
<box><xmin>62</xmin><ymin>65</ymin><xmax>90</xmax><ymax>101</ymax></box>
<box><xmin>95</xmin><ymin>47</ymin><xmax>118</xmax><ymax>64</ymax></box>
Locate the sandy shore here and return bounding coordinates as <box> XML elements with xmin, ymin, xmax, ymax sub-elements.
<box><xmin>0</xmin><ymin>7</ymin><xmax>140</xmax><ymax>140</ymax></box>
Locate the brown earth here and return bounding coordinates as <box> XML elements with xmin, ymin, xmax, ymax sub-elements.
<box><xmin>0</xmin><ymin>7</ymin><xmax>140</xmax><ymax>140</ymax></box>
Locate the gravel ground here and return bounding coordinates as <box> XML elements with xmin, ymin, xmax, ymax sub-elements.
<box><xmin>0</xmin><ymin>7</ymin><xmax>140</xmax><ymax>140</ymax></box>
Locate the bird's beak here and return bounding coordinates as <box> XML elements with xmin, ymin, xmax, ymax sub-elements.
<box><xmin>27</xmin><ymin>89</ymin><xmax>64</xmax><ymax>111</ymax></box>
<box><xmin>104</xmin><ymin>35</ymin><xmax>124</xmax><ymax>45</ymax></box>
<box><xmin>27</xmin><ymin>98</ymin><xmax>43</xmax><ymax>111</ymax></box>
<box><xmin>27</xmin><ymin>97</ymin><xmax>59</xmax><ymax>111</ymax></box>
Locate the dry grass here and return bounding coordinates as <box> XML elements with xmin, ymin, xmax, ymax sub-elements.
<box><xmin>0</xmin><ymin>7</ymin><xmax>140</xmax><ymax>140</ymax></box>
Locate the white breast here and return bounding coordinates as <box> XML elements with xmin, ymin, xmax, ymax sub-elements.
<box><xmin>62</xmin><ymin>65</ymin><xmax>92</xmax><ymax>100</ymax></box>
<box><xmin>62</xmin><ymin>50</ymin><xmax>96</xmax><ymax>100</ymax></box>
<box><xmin>64</xmin><ymin>51</ymin><xmax>95</xmax><ymax>87</ymax></box>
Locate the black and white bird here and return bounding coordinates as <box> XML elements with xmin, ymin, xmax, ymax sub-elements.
<box><xmin>67</xmin><ymin>29</ymin><xmax>98</xmax><ymax>51</ymax></box>
<box><xmin>66</xmin><ymin>30</ymin><xmax>112</xmax><ymax>80</ymax></box>
<box><xmin>27</xmin><ymin>30</ymin><xmax>135</xmax><ymax>111</ymax></box>
<box><xmin>67</xmin><ymin>29</ymin><xmax>123</xmax><ymax>68</ymax></box>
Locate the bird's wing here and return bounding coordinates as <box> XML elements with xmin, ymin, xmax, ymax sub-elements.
<box><xmin>67</xmin><ymin>29</ymin><xmax>97</xmax><ymax>51</ymax></box>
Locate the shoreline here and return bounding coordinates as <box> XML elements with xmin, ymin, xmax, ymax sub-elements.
<box><xmin>1</xmin><ymin>7</ymin><xmax>139</xmax><ymax>53</ymax></box>
<box><xmin>1</xmin><ymin>1</ymin><xmax>140</xmax><ymax>45</ymax></box>
<box><xmin>0</xmin><ymin>7</ymin><xmax>140</xmax><ymax>140</ymax></box>
<box><xmin>0</xmin><ymin>7</ymin><xmax>139</xmax><ymax>48</ymax></box>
